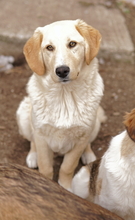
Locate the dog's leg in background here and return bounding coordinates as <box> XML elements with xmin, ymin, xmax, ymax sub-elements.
<box><xmin>34</xmin><ymin>132</ymin><xmax>54</xmax><ymax>179</ymax></box>
<box><xmin>26</xmin><ymin>141</ymin><xmax>37</xmax><ymax>169</ymax></box>
<box><xmin>59</xmin><ymin>140</ymin><xmax>89</xmax><ymax>191</ymax></box>
<box><xmin>81</xmin><ymin>143</ymin><xmax>96</xmax><ymax>164</ymax></box>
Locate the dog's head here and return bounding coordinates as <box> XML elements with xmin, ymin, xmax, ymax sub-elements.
<box><xmin>23</xmin><ymin>19</ymin><xmax>101</xmax><ymax>82</ymax></box>
<box><xmin>124</xmin><ymin>109</ymin><xmax>135</xmax><ymax>142</ymax></box>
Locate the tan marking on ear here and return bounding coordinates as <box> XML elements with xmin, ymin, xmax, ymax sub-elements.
<box><xmin>76</xmin><ymin>19</ymin><xmax>102</xmax><ymax>65</ymax></box>
<box><xmin>23</xmin><ymin>30</ymin><xmax>45</xmax><ymax>75</ymax></box>
<box><xmin>123</xmin><ymin>109</ymin><xmax>135</xmax><ymax>142</ymax></box>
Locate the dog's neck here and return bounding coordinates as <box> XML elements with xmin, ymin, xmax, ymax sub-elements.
<box><xmin>27</xmin><ymin>58</ymin><xmax>103</xmax><ymax>129</ymax></box>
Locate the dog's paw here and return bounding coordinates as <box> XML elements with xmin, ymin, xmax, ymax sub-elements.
<box><xmin>72</xmin><ymin>166</ymin><xmax>90</xmax><ymax>199</ymax></box>
<box><xmin>58</xmin><ymin>179</ymin><xmax>72</xmax><ymax>192</ymax></box>
<box><xmin>26</xmin><ymin>152</ymin><xmax>38</xmax><ymax>169</ymax></box>
<box><xmin>81</xmin><ymin>151</ymin><xmax>96</xmax><ymax>164</ymax></box>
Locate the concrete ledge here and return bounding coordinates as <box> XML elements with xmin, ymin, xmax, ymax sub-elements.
<box><xmin>0</xmin><ymin>0</ymin><xmax>134</xmax><ymax>61</ymax></box>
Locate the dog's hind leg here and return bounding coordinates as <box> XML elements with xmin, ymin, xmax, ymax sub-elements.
<box><xmin>81</xmin><ymin>143</ymin><xmax>96</xmax><ymax>164</ymax></box>
<box><xmin>90</xmin><ymin>106</ymin><xmax>107</xmax><ymax>143</ymax></box>
<box><xmin>16</xmin><ymin>96</ymin><xmax>32</xmax><ymax>141</ymax></box>
<box><xmin>81</xmin><ymin>106</ymin><xmax>106</xmax><ymax>164</ymax></box>
<box><xmin>16</xmin><ymin>96</ymin><xmax>37</xmax><ymax>168</ymax></box>
<box><xmin>97</xmin><ymin>106</ymin><xmax>107</xmax><ymax>124</ymax></box>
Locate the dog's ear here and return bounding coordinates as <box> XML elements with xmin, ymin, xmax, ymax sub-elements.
<box><xmin>76</xmin><ymin>19</ymin><xmax>101</xmax><ymax>65</ymax></box>
<box><xmin>124</xmin><ymin>109</ymin><xmax>135</xmax><ymax>141</ymax></box>
<box><xmin>23</xmin><ymin>28</ymin><xmax>45</xmax><ymax>75</ymax></box>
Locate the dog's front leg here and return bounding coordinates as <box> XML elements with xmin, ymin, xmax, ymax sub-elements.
<box><xmin>26</xmin><ymin>141</ymin><xmax>37</xmax><ymax>169</ymax></box>
<box><xmin>34</xmin><ymin>132</ymin><xmax>54</xmax><ymax>179</ymax></box>
<box><xmin>58</xmin><ymin>141</ymin><xmax>88</xmax><ymax>191</ymax></box>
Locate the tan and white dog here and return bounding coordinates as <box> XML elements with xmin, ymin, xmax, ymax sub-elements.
<box><xmin>72</xmin><ymin>108</ymin><xmax>135</xmax><ymax>220</ymax></box>
<box><xmin>16</xmin><ymin>19</ymin><xmax>106</xmax><ymax>190</ymax></box>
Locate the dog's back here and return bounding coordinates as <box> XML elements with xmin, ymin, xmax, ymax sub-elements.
<box><xmin>0</xmin><ymin>163</ymin><xmax>122</xmax><ymax>220</ymax></box>
<box><xmin>98</xmin><ymin>109</ymin><xmax>135</xmax><ymax>219</ymax></box>
<box><xmin>72</xmin><ymin>108</ymin><xmax>135</xmax><ymax>220</ymax></box>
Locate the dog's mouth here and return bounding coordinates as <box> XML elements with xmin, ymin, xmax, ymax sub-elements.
<box><xmin>59</xmin><ymin>72</ymin><xmax>79</xmax><ymax>83</ymax></box>
<box><xmin>59</xmin><ymin>77</ymin><xmax>70</xmax><ymax>83</ymax></box>
<box><xmin>61</xmin><ymin>79</ymin><xmax>70</xmax><ymax>83</ymax></box>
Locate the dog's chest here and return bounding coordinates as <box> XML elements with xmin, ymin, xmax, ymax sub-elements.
<box><xmin>31</xmin><ymin>87</ymin><xmax>96</xmax><ymax>154</ymax></box>
<box><xmin>39</xmin><ymin>124</ymin><xmax>89</xmax><ymax>154</ymax></box>
<box><xmin>32</xmin><ymin>80</ymin><xmax>101</xmax><ymax>129</ymax></box>
<box><xmin>30</xmin><ymin>71</ymin><xmax>103</xmax><ymax>154</ymax></box>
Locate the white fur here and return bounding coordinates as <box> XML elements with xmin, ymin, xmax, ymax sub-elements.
<box><xmin>81</xmin><ymin>150</ymin><xmax>96</xmax><ymax>164</ymax></box>
<box><xmin>72</xmin><ymin>166</ymin><xmax>90</xmax><ymax>199</ymax></box>
<box><xmin>72</xmin><ymin>130</ymin><xmax>135</xmax><ymax>220</ymax></box>
<box><xmin>81</xmin><ymin>106</ymin><xmax>107</xmax><ymax>164</ymax></box>
<box><xmin>16</xmin><ymin>96</ymin><xmax>32</xmax><ymax>141</ymax></box>
<box><xmin>24</xmin><ymin>58</ymin><xmax>104</xmax><ymax>154</ymax></box>
<box><xmin>26</xmin><ymin>152</ymin><xmax>37</xmax><ymax>169</ymax></box>
<box><xmin>97</xmin><ymin>131</ymin><xmax>135</xmax><ymax>219</ymax></box>
<box><xmin>16</xmin><ymin>20</ymin><xmax>105</xmax><ymax>190</ymax></box>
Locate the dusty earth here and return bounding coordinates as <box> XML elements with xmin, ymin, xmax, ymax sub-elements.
<box><xmin>0</xmin><ymin>1</ymin><xmax>135</xmax><ymax>182</ymax></box>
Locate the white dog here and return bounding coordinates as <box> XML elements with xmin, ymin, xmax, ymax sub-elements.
<box><xmin>16</xmin><ymin>19</ymin><xmax>106</xmax><ymax>190</ymax></box>
<box><xmin>72</xmin><ymin>109</ymin><xmax>135</xmax><ymax>220</ymax></box>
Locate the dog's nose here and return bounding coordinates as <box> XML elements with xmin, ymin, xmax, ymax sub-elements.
<box><xmin>56</xmin><ymin>66</ymin><xmax>70</xmax><ymax>78</ymax></box>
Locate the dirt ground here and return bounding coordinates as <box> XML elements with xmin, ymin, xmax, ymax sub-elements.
<box><xmin>0</xmin><ymin>1</ymin><xmax>135</xmax><ymax>182</ymax></box>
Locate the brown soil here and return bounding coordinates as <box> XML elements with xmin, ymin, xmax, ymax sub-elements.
<box><xmin>0</xmin><ymin>2</ymin><xmax>135</xmax><ymax>182</ymax></box>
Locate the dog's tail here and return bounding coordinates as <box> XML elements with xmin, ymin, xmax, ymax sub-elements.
<box><xmin>123</xmin><ymin>108</ymin><xmax>135</xmax><ymax>142</ymax></box>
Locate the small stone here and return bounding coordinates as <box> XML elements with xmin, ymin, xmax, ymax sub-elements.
<box><xmin>105</xmin><ymin>1</ymin><xmax>112</xmax><ymax>7</ymax></box>
<box><xmin>111</xmin><ymin>93</ymin><xmax>118</xmax><ymax>100</ymax></box>
<box><xmin>113</xmin><ymin>112</ymin><xmax>120</xmax><ymax>116</ymax></box>
<box><xmin>99</xmin><ymin>57</ymin><xmax>105</xmax><ymax>65</ymax></box>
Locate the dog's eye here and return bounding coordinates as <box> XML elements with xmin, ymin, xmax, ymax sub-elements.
<box><xmin>46</xmin><ymin>45</ymin><xmax>54</xmax><ymax>51</ymax></box>
<box><xmin>69</xmin><ymin>41</ymin><xmax>77</xmax><ymax>48</ymax></box>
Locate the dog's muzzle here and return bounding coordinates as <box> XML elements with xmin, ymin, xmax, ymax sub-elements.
<box><xmin>56</xmin><ymin>65</ymin><xmax>70</xmax><ymax>82</ymax></box>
